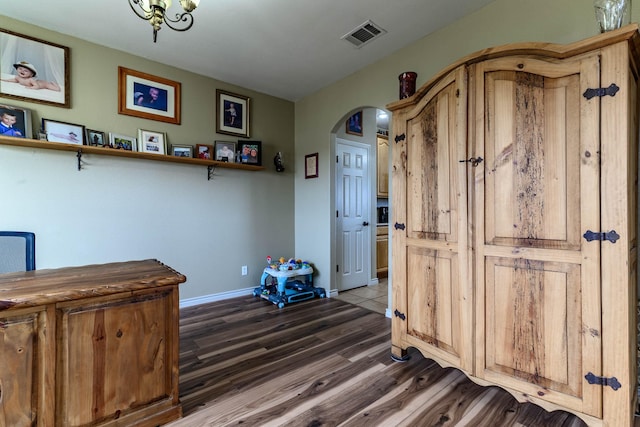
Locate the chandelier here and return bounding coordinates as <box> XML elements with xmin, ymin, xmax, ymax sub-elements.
<box><xmin>129</xmin><ymin>0</ymin><xmax>200</xmax><ymax>42</ymax></box>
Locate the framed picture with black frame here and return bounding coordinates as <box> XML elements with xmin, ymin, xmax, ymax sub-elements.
<box><xmin>42</xmin><ymin>118</ymin><xmax>85</xmax><ymax>145</ymax></box>
<box><xmin>238</xmin><ymin>140</ymin><xmax>261</xmax><ymax>166</ymax></box>
<box><xmin>346</xmin><ymin>110</ymin><xmax>363</xmax><ymax>136</ymax></box>
<box><xmin>0</xmin><ymin>103</ymin><xmax>32</xmax><ymax>138</ymax></box>
<box><xmin>305</xmin><ymin>152</ymin><xmax>319</xmax><ymax>179</ymax></box>
<box><xmin>216</xmin><ymin>89</ymin><xmax>250</xmax><ymax>138</ymax></box>
<box><xmin>86</xmin><ymin>129</ymin><xmax>106</xmax><ymax>147</ymax></box>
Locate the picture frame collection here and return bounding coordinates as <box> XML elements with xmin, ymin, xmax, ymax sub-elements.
<box><xmin>0</xmin><ymin>28</ymin><xmax>265</xmax><ymax>166</ymax></box>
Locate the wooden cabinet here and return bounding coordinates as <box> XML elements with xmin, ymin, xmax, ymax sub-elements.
<box><xmin>387</xmin><ymin>25</ymin><xmax>640</xmax><ymax>426</ymax></box>
<box><xmin>0</xmin><ymin>259</ymin><xmax>186</xmax><ymax>427</ymax></box>
<box><xmin>376</xmin><ymin>135</ymin><xmax>389</xmax><ymax>197</ymax></box>
<box><xmin>376</xmin><ymin>226</ymin><xmax>388</xmax><ymax>278</ymax></box>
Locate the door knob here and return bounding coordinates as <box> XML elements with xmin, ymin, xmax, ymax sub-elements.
<box><xmin>363</xmin><ymin>221</ymin><xmax>369</xmax><ymax>226</ymax></box>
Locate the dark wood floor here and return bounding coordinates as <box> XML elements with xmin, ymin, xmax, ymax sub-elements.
<box><xmin>166</xmin><ymin>295</ymin><xmax>587</xmax><ymax>427</ymax></box>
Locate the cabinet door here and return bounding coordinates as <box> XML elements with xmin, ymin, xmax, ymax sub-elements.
<box><xmin>56</xmin><ymin>288</ymin><xmax>179</xmax><ymax>426</ymax></box>
<box><xmin>0</xmin><ymin>308</ymin><xmax>53</xmax><ymax>427</ymax></box>
<box><xmin>377</xmin><ymin>136</ymin><xmax>389</xmax><ymax>197</ymax></box>
<box><xmin>392</xmin><ymin>65</ymin><xmax>471</xmax><ymax>371</ymax></box>
<box><xmin>376</xmin><ymin>232</ymin><xmax>388</xmax><ymax>275</ymax></box>
<box><xmin>473</xmin><ymin>55</ymin><xmax>601</xmax><ymax>416</ymax></box>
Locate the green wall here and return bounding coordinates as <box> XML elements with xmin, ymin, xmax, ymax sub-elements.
<box><xmin>0</xmin><ymin>15</ymin><xmax>296</xmax><ymax>302</ymax></box>
<box><xmin>293</xmin><ymin>0</ymin><xmax>640</xmax><ymax>292</ymax></box>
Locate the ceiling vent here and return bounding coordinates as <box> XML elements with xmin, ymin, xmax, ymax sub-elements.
<box><xmin>341</xmin><ymin>20</ymin><xmax>387</xmax><ymax>48</ymax></box>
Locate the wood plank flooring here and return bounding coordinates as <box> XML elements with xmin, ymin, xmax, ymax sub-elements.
<box><xmin>166</xmin><ymin>295</ymin><xmax>587</xmax><ymax>427</ymax></box>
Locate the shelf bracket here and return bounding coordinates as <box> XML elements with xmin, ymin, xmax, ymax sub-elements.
<box><xmin>207</xmin><ymin>165</ymin><xmax>216</xmax><ymax>180</ymax></box>
<box><xmin>76</xmin><ymin>149</ymin><xmax>83</xmax><ymax>171</ymax></box>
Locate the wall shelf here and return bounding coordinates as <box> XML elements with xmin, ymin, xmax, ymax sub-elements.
<box><xmin>0</xmin><ymin>135</ymin><xmax>265</xmax><ymax>179</ymax></box>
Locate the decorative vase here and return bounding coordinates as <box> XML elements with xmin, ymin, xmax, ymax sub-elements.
<box><xmin>594</xmin><ymin>0</ymin><xmax>631</xmax><ymax>32</ymax></box>
<box><xmin>398</xmin><ymin>72</ymin><xmax>417</xmax><ymax>99</ymax></box>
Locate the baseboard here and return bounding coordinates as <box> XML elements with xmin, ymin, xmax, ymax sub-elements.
<box><xmin>179</xmin><ymin>286</ymin><xmax>255</xmax><ymax>308</ymax></box>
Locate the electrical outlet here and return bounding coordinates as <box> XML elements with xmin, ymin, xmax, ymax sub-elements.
<box><xmin>241</xmin><ymin>265</ymin><xmax>248</xmax><ymax>276</ymax></box>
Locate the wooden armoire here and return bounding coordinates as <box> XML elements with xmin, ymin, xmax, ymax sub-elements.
<box><xmin>387</xmin><ymin>25</ymin><xmax>640</xmax><ymax>426</ymax></box>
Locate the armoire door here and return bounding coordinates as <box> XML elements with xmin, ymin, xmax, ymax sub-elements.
<box><xmin>473</xmin><ymin>54</ymin><xmax>602</xmax><ymax>416</ymax></box>
<box><xmin>391</xmin><ymin>65</ymin><xmax>472</xmax><ymax>371</ymax></box>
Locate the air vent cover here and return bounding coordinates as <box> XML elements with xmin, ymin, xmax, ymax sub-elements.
<box><xmin>341</xmin><ymin>20</ymin><xmax>387</xmax><ymax>48</ymax></box>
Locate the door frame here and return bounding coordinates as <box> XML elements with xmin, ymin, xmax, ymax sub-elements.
<box><xmin>335</xmin><ymin>137</ymin><xmax>373</xmax><ymax>292</ymax></box>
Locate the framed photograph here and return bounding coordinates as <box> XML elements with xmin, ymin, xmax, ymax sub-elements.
<box><xmin>118</xmin><ymin>66</ymin><xmax>181</xmax><ymax>125</ymax></box>
<box><xmin>108</xmin><ymin>132</ymin><xmax>137</xmax><ymax>151</ymax></box>
<box><xmin>171</xmin><ymin>144</ymin><xmax>193</xmax><ymax>158</ymax></box>
<box><xmin>305</xmin><ymin>152</ymin><xmax>319</xmax><ymax>179</ymax></box>
<box><xmin>86</xmin><ymin>129</ymin><xmax>106</xmax><ymax>147</ymax></box>
<box><xmin>346</xmin><ymin>110</ymin><xmax>363</xmax><ymax>136</ymax></box>
<box><xmin>42</xmin><ymin>118</ymin><xmax>85</xmax><ymax>145</ymax></box>
<box><xmin>214</xmin><ymin>141</ymin><xmax>236</xmax><ymax>163</ymax></box>
<box><xmin>0</xmin><ymin>29</ymin><xmax>69</xmax><ymax>108</ymax></box>
<box><xmin>195</xmin><ymin>144</ymin><xmax>214</xmax><ymax>160</ymax></box>
<box><xmin>138</xmin><ymin>129</ymin><xmax>167</xmax><ymax>155</ymax></box>
<box><xmin>238</xmin><ymin>141</ymin><xmax>261</xmax><ymax>166</ymax></box>
<box><xmin>216</xmin><ymin>89</ymin><xmax>250</xmax><ymax>138</ymax></box>
<box><xmin>0</xmin><ymin>104</ymin><xmax>32</xmax><ymax>138</ymax></box>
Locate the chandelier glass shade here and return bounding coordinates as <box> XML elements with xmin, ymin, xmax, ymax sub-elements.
<box><xmin>128</xmin><ymin>0</ymin><xmax>200</xmax><ymax>42</ymax></box>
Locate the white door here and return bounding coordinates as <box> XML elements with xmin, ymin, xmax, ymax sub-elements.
<box><xmin>336</xmin><ymin>140</ymin><xmax>371</xmax><ymax>291</ymax></box>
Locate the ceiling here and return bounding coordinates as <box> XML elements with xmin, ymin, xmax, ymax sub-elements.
<box><xmin>1</xmin><ymin>0</ymin><xmax>494</xmax><ymax>101</ymax></box>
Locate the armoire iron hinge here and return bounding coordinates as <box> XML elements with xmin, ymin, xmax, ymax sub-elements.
<box><xmin>394</xmin><ymin>223</ymin><xmax>405</xmax><ymax>230</ymax></box>
<box><xmin>395</xmin><ymin>134</ymin><xmax>405</xmax><ymax>143</ymax></box>
<box><xmin>583</xmin><ymin>83</ymin><xmax>619</xmax><ymax>100</ymax></box>
<box><xmin>394</xmin><ymin>309</ymin><xmax>406</xmax><ymax>321</ymax></box>
<box><xmin>336</xmin><ymin>264</ymin><xmax>339</xmax><ymax>273</ymax></box>
<box><xmin>585</xmin><ymin>372</ymin><xmax>621</xmax><ymax>390</ymax></box>
<box><xmin>583</xmin><ymin>230</ymin><xmax>620</xmax><ymax>243</ymax></box>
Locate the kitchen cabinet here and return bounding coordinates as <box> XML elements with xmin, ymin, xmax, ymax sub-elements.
<box><xmin>376</xmin><ymin>135</ymin><xmax>389</xmax><ymax>197</ymax></box>
<box><xmin>376</xmin><ymin>226</ymin><xmax>388</xmax><ymax>278</ymax></box>
<box><xmin>387</xmin><ymin>25</ymin><xmax>640</xmax><ymax>426</ymax></box>
<box><xmin>0</xmin><ymin>259</ymin><xmax>186</xmax><ymax>427</ymax></box>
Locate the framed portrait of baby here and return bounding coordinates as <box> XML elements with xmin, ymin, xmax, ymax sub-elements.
<box><xmin>0</xmin><ymin>29</ymin><xmax>70</xmax><ymax>108</ymax></box>
<box><xmin>42</xmin><ymin>118</ymin><xmax>85</xmax><ymax>145</ymax></box>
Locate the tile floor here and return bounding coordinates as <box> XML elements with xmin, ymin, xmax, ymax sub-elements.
<box><xmin>333</xmin><ymin>278</ymin><xmax>389</xmax><ymax>315</ymax></box>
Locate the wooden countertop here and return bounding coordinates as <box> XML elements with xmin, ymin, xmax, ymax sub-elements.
<box><xmin>0</xmin><ymin>259</ymin><xmax>186</xmax><ymax>311</ymax></box>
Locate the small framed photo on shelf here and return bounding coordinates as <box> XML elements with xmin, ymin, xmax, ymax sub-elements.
<box><xmin>346</xmin><ymin>110</ymin><xmax>363</xmax><ymax>136</ymax></box>
<box><xmin>108</xmin><ymin>132</ymin><xmax>136</xmax><ymax>151</ymax></box>
<box><xmin>237</xmin><ymin>140</ymin><xmax>261</xmax><ymax>165</ymax></box>
<box><xmin>0</xmin><ymin>103</ymin><xmax>32</xmax><ymax>138</ymax></box>
<box><xmin>118</xmin><ymin>66</ymin><xmax>181</xmax><ymax>124</ymax></box>
<box><xmin>42</xmin><ymin>118</ymin><xmax>85</xmax><ymax>145</ymax></box>
<box><xmin>0</xmin><ymin>29</ymin><xmax>70</xmax><ymax>108</ymax></box>
<box><xmin>171</xmin><ymin>144</ymin><xmax>193</xmax><ymax>158</ymax></box>
<box><xmin>138</xmin><ymin>129</ymin><xmax>167</xmax><ymax>155</ymax></box>
<box><xmin>214</xmin><ymin>141</ymin><xmax>236</xmax><ymax>162</ymax></box>
<box><xmin>86</xmin><ymin>129</ymin><xmax>106</xmax><ymax>147</ymax></box>
<box><xmin>195</xmin><ymin>143</ymin><xmax>214</xmax><ymax>160</ymax></box>
<box><xmin>305</xmin><ymin>152</ymin><xmax>319</xmax><ymax>179</ymax></box>
<box><xmin>216</xmin><ymin>89</ymin><xmax>250</xmax><ymax>138</ymax></box>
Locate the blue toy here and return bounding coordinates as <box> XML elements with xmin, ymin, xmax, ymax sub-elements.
<box><xmin>253</xmin><ymin>257</ymin><xmax>326</xmax><ymax>308</ymax></box>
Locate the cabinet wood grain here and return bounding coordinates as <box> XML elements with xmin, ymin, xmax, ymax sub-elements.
<box><xmin>388</xmin><ymin>24</ymin><xmax>640</xmax><ymax>427</ymax></box>
<box><xmin>0</xmin><ymin>259</ymin><xmax>186</xmax><ymax>427</ymax></box>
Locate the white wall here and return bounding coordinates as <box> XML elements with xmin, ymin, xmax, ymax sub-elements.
<box><xmin>0</xmin><ymin>16</ymin><xmax>296</xmax><ymax>302</ymax></box>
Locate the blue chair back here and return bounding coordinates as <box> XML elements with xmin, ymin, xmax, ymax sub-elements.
<box><xmin>0</xmin><ymin>231</ymin><xmax>35</xmax><ymax>273</ymax></box>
